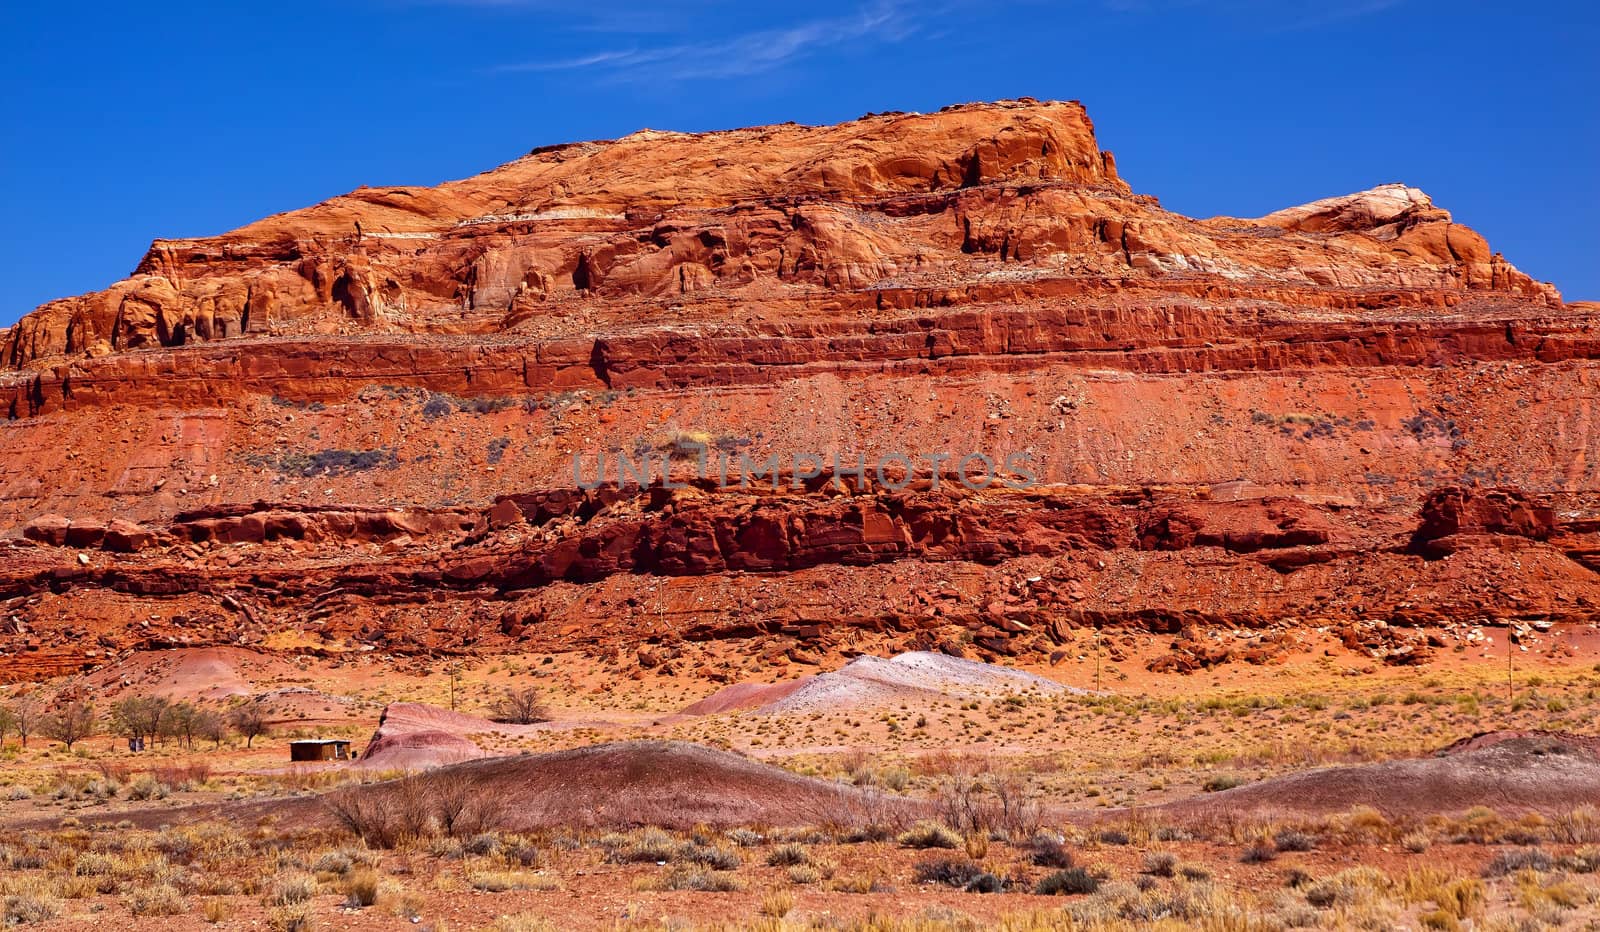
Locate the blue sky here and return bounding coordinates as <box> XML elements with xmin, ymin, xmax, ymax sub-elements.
<box><xmin>2</xmin><ymin>1</ymin><xmax>1596</xmax><ymax>327</ymax></box>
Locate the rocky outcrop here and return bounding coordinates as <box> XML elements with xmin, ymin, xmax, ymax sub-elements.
<box><xmin>0</xmin><ymin>99</ymin><xmax>1594</xmax><ymax>680</ymax></box>
<box><xmin>1411</xmin><ymin>487</ymin><xmax>1558</xmax><ymax>557</ymax></box>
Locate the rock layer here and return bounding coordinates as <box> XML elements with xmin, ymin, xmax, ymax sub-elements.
<box><xmin>0</xmin><ymin>99</ymin><xmax>1596</xmax><ymax>681</ymax></box>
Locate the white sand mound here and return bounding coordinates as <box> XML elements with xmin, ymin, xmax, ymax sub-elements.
<box><xmin>758</xmin><ymin>651</ymin><xmax>1074</xmax><ymax>714</ymax></box>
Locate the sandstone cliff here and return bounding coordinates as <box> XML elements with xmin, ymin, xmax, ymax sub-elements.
<box><xmin>1</xmin><ymin>99</ymin><xmax>1595</xmax><ymax>682</ymax></box>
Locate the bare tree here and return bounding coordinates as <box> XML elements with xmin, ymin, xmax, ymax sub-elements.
<box><xmin>0</xmin><ymin>705</ymin><xmax>15</xmax><ymax>749</ymax></box>
<box><xmin>195</xmin><ymin>709</ymin><xmax>227</xmax><ymax>749</ymax></box>
<box><xmin>110</xmin><ymin>695</ymin><xmax>172</xmax><ymax>746</ymax></box>
<box><xmin>490</xmin><ymin>686</ymin><xmax>548</xmax><ymax>724</ymax></box>
<box><xmin>11</xmin><ymin>700</ymin><xmax>40</xmax><ymax>748</ymax></box>
<box><xmin>42</xmin><ymin>701</ymin><xmax>96</xmax><ymax>751</ymax></box>
<box><xmin>228</xmin><ymin>702</ymin><xmax>270</xmax><ymax>747</ymax></box>
<box><xmin>165</xmin><ymin>702</ymin><xmax>201</xmax><ymax>748</ymax></box>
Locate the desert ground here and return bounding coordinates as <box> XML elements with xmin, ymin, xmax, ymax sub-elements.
<box><xmin>1</xmin><ymin>629</ymin><xmax>1597</xmax><ymax>931</ymax></box>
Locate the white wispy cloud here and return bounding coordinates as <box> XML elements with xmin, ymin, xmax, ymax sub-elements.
<box><xmin>489</xmin><ymin>1</ymin><xmax>918</xmax><ymax>81</ymax></box>
<box><xmin>1094</xmin><ymin>0</ymin><xmax>1406</xmax><ymax>29</ymax></box>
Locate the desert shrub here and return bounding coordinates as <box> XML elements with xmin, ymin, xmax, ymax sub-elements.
<box><xmin>656</xmin><ymin>867</ymin><xmax>742</xmax><ymax>892</ymax></box>
<box><xmin>1037</xmin><ymin>867</ymin><xmax>1101</xmax><ymax>896</ymax></box>
<box><xmin>202</xmin><ymin>898</ymin><xmax>231</xmax><ymax>923</ymax></box>
<box><xmin>727</xmin><ymin>828</ymin><xmax>764</xmax><ymax>848</ymax></box>
<box><xmin>324</xmin><ymin>788</ymin><xmax>421</xmax><ymax>849</ymax></box>
<box><xmin>467</xmin><ymin>871</ymin><xmax>553</xmax><ymax>893</ymax></box>
<box><xmin>249</xmin><ymin>448</ymin><xmax>399</xmax><ymax>478</ymax></box>
<box><xmin>421</xmin><ymin>394</ymin><xmax>455</xmax><ymax>419</ymax></box>
<box><xmin>1030</xmin><ymin>837</ymin><xmax>1076</xmax><ymax>868</ymax></box>
<box><xmin>606</xmin><ymin>827</ymin><xmax>677</xmax><ymax>864</ymax></box>
<box><xmin>342</xmin><ymin>868</ymin><xmax>380</xmax><ymax>907</ymax></box>
<box><xmin>263</xmin><ymin>872</ymin><xmax>316</xmax><ymax>907</ymax></box>
<box><xmin>841</xmin><ymin>822</ymin><xmax>896</xmax><ymax>843</ymax></box>
<box><xmin>913</xmin><ymin>857</ymin><xmax>984</xmax><ymax>888</ymax></box>
<box><xmin>125</xmin><ymin>883</ymin><xmax>186</xmax><ymax>916</ymax></box>
<box><xmin>1203</xmin><ymin>773</ymin><xmax>1250</xmax><ymax>792</ymax></box>
<box><xmin>1554</xmin><ymin>805</ymin><xmax>1600</xmax><ymax>844</ymax></box>
<box><xmin>913</xmin><ymin>858</ymin><xmax>1003</xmax><ymax>893</ymax></box>
<box><xmin>268</xmin><ymin>902</ymin><xmax>315</xmax><ymax>932</ymax></box>
<box><xmin>1346</xmin><ymin>805</ymin><xmax>1391</xmax><ymax>835</ymax></box>
<box><xmin>1096</xmin><ymin>829</ymin><xmax>1131</xmax><ymax>846</ymax></box>
<box><xmin>786</xmin><ymin>865</ymin><xmax>821</xmax><ymax>885</ymax></box>
<box><xmin>1304</xmin><ymin>867</ymin><xmax>1392</xmax><ymax>908</ymax></box>
<box><xmin>1240</xmin><ymin>842</ymin><xmax>1278</xmax><ymax>863</ymax></box>
<box><xmin>324</xmin><ymin>775</ymin><xmax>502</xmax><ymax>848</ymax></box>
<box><xmin>72</xmin><ymin>852</ymin><xmax>116</xmax><ymax>876</ymax></box>
<box><xmin>126</xmin><ymin>774</ymin><xmax>167</xmax><ymax>801</ymax></box>
<box><xmin>2</xmin><ymin>892</ymin><xmax>57</xmax><ymax>926</ymax></box>
<box><xmin>153</xmin><ymin>762</ymin><xmax>211</xmax><ymax>790</ymax></box>
<box><xmin>760</xmin><ymin>889</ymin><xmax>795</xmax><ymax>918</ymax></box>
<box><xmin>311</xmin><ymin>851</ymin><xmax>353</xmax><ymax>876</ymax></box>
<box><xmin>427</xmin><ymin>836</ymin><xmax>465</xmax><ymax>860</ymax></box>
<box><xmin>766</xmin><ymin>843</ymin><xmax>810</xmax><ymax>867</ymax></box>
<box><xmin>831</xmin><ymin>872</ymin><xmax>891</xmax><ymax>894</ymax></box>
<box><xmin>1141</xmin><ymin>852</ymin><xmax>1178</xmax><ymax>877</ymax></box>
<box><xmin>879</xmin><ymin>767</ymin><xmax>911</xmax><ymax>792</ymax></box>
<box><xmin>3</xmin><ymin>847</ymin><xmax>45</xmax><ymax>871</ymax></box>
<box><xmin>504</xmin><ymin>838</ymin><xmax>541</xmax><ymax>867</ymax></box>
<box><xmin>1273</xmin><ymin>829</ymin><xmax>1317</xmax><ymax>852</ymax></box>
<box><xmin>898</xmin><ymin>821</ymin><xmax>961</xmax><ymax>850</ymax></box>
<box><xmin>463</xmin><ymin>833</ymin><xmax>502</xmax><ymax>857</ymax></box>
<box><xmin>821</xmin><ymin>784</ymin><xmax>910</xmax><ymax>841</ymax></box>
<box><xmin>490</xmin><ymin>916</ymin><xmax>557</xmax><ymax>932</ymax></box>
<box><xmin>385</xmin><ymin>888</ymin><xmax>426</xmax><ymax>922</ymax></box>
<box><xmin>1563</xmin><ymin>846</ymin><xmax>1600</xmax><ymax>874</ymax></box>
<box><xmin>680</xmin><ymin>844</ymin><xmax>740</xmax><ymax>870</ymax></box>
<box><xmin>489</xmin><ymin>687</ymin><xmax>548</xmax><ymax>725</ymax></box>
<box><xmin>1402</xmin><ymin>831</ymin><xmax>1433</xmax><ymax>853</ymax></box>
<box><xmin>1484</xmin><ymin>848</ymin><xmax>1554</xmax><ymax>877</ymax></box>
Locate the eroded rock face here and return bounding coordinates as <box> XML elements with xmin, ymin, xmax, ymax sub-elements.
<box><xmin>0</xmin><ymin>99</ymin><xmax>1595</xmax><ymax>680</ymax></box>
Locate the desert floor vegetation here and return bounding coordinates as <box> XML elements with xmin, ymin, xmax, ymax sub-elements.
<box><xmin>0</xmin><ymin>801</ymin><xmax>1593</xmax><ymax>929</ymax></box>
<box><xmin>0</xmin><ymin>637</ymin><xmax>1596</xmax><ymax>927</ymax></box>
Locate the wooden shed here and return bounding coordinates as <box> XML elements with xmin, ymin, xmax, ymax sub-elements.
<box><xmin>289</xmin><ymin>739</ymin><xmax>352</xmax><ymax>762</ymax></box>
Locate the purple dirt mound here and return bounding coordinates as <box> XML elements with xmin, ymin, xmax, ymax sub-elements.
<box><xmin>680</xmin><ymin>680</ymin><xmax>807</xmax><ymax>715</ymax></box>
<box><xmin>1160</xmin><ymin>732</ymin><xmax>1600</xmax><ymax>820</ymax></box>
<box><xmin>358</xmin><ymin>702</ymin><xmax>559</xmax><ymax>770</ymax></box>
<box><xmin>1437</xmin><ymin>730</ymin><xmax>1600</xmax><ymax>756</ymax></box>
<box><xmin>338</xmin><ymin>740</ymin><xmax>915</xmax><ymax>829</ymax></box>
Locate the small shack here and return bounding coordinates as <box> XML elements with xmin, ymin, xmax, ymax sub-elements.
<box><xmin>289</xmin><ymin>739</ymin><xmax>352</xmax><ymax>762</ymax></box>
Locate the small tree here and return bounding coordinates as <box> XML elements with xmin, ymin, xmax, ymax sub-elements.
<box><xmin>228</xmin><ymin>702</ymin><xmax>270</xmax><ymax>748</ymax></box>
<box><xmin>11</xmin><ymin>700</ymin><xmax>40</xmax><ymax>748</ymax></box>
<box><xmin>195</xmin><ymin>710</ymin><xmax>227</xmax><ymax>749</ymax></box>
<box><xmin>0</xmin><ymin>705</ymin><xmax>15</xmax><ymax>749</ymax></box>
<box><xmin>42</xmin><ymin>701</ymin><xmax>96</xmax><ymax>751</ymax></box>
<box><xmin>490</xmin><ymin>686</ymin><xmax>548</xmax><ymax>725</ymax></box>
<box><xmin>111</xmin><ymin>695</ymin><xmax>172</xmax><ymax>747</ymax></box>
<box><xmin>166</xmin><ymin>702</ymin><xmax>201</xmax><ymax>749</ymax></box>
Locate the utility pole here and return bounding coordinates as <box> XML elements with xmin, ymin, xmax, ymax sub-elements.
<box><xmin>1506</xmin><ymin>622</ymin><xmax>1514</xmax><ymax>709</ymax></box>
<box><xmin>1094</xmin><ymin>621</ymin><xmax>1103</xmax><ymax>694</ymax></box>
